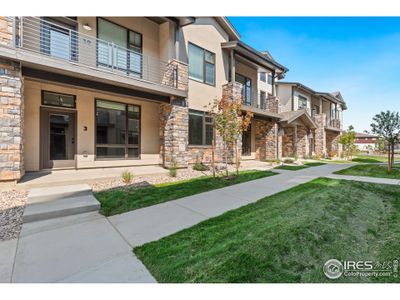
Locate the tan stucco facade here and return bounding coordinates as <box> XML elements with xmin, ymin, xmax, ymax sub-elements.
<box><xmin>181</xmin><ymin>17</ymin><xmax>230</xmax><ymax>111</ymax></box>
<box><xmin>24</xmin><ymin>79</ymin><xmax>160</xmax><ymax>171</ymax></box>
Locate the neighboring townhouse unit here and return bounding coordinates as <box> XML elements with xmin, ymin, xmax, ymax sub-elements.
<box><xmin>355</xmin><ymin>133</ymin><xmax>379</xmax><ymax>151</ymax></box>
<box><xmin>0</xmin><ymin>16</ymin><xmax>347</xmax><ymax>183</ymax></box>
<box><xmin>275</xmin><ymin>82</ymin><xmax>346</xmax><ymax>158</ymax></box>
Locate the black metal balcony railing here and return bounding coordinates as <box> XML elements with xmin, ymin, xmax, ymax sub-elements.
<box><xmin>326</xmin><ymin>117</ymin><xmax>341</xmax><ymax>129</ymax></box>
<box><xmin>240</xmin><ymin>90</ymin><xmax>279</xmax><ymax>113</ymax></box>
<box><xmin>10</xmin><ymin>17</ymin><xmax>184</xmax><ymax>90</ymax></box>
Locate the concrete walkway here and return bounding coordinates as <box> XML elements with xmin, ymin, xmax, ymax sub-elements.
<box><xmin>2</xmin><ymin>212</ymin><xmax>156</xmax><ymax>283</ymax></box>
<box><xmin>8</xmin><ymin>162</ymin><xmax>397</xmax><ymax>283</ymax></box>
<box><xmin>108</xmin><ymin>163</ymin><xmax>353</xmax><ymax>247</ymax></box>
<box><xmin>327</xmin><ymin>174</ymin><xmax>400</xmax><ymax>185</ymax></box>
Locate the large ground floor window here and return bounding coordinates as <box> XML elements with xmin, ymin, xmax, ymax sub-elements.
<box><xmin>189</xmin><ymin>110</ymin><xmax>214</xmax><ymax>146</ymax></box>
<box><xmin>96</xmin><ymin>99</ymin><xmax>140</xmax><ymax>159</ymax></box>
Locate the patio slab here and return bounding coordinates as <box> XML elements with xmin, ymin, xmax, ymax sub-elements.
<box><xmin>17</xmin><ymin>165</ymin><xmax>168</xmax><ymax>190</ymax></box>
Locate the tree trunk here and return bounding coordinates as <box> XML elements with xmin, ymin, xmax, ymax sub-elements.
<box><xmin>235</xmin><ymin>141</ymin><xmax>239</xmax><ymax>176</ymax></box>
<box><xmin>388</xmin><ymin>145</ymin><xmax>392</xmax><ymax>172</ymax></box>
<box><xmin>212</xmin><ymin>139</ymin><xmax>215</xmax><ymax>178</ymax></box>
<box><xmin>224</xmin><ymin>141</ymin><xmax>228</xmax><ymax>177</ymax></box>
<box><xmin>391</xmin><ymin>143</ymin><xmax>395</xmax><ymax>168</ymax></box>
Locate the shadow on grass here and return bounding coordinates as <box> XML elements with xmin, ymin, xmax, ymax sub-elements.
<box><xmin>95</xmin><ymin>170</ymin><xmax>277</xmax><ymax>216</ymax></box>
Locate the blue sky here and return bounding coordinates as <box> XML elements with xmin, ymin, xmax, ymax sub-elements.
<box><xmin>228</xmin><ymin>17</ymin><xmax>400</xmax><ymax>132</ymax></box>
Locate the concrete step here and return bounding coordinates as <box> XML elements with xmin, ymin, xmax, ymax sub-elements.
<box><xmin>28</xmin><ymin>184</ymin><xmax>92</xmax><ymax>203</ymax></box>
<box><xmin>24</xmin><ymin>184</ymin><xmax>100</xmax><ymax>223</ymax></box>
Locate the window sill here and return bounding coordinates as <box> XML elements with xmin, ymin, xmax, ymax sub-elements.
<box><xmin>188</xmin><ymin>145</ymin><xmax>213</xmax><ymax>149</ymax></box>
<box><xmin>189</xmin><ymin>77</ymin><xmax>216</xmax><ymax>87</ymax></box>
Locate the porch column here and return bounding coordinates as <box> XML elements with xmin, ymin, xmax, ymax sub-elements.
<box><xmin>0</xmin><ymin>58</ymin><xmax>24</xmax><ymax>182</ymax></box>
<box><xmin>229</xmin><ymin>49</ymin><xmax>235</xmax><ymax>83</ymax></box>
<box><xmin>159</xmin><ymin>97</ymin><xmax>189</xmax><ymax>168</ymax></box>
<box><xmin>314</xmin><ymin>113</ymin><xmax>327</xmax><ymax>158</ymax></box>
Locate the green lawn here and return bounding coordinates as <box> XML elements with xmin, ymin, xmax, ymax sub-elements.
<box><xmin>275</xmin><ymin>162</ymin><xmax>326</xmax><ymax>171</ymax></box>
<box><xmin>134</xmin><ymin>178</ymin><xmax>400</xmax><ymax>283</ymax></box>
<box><xmin>352</xmin><ymin>154</ymin><xmax>400</xmax><ymax>164</ymax></box>
<box><xmin>95</xmin><ymin>170</ymin><xmax>276</xmax><ymax>216</ymax></box>
<box><xmin>334</xmin><ymin>164</ymin><xmax>400</xmax><ymax>179</ymax></box>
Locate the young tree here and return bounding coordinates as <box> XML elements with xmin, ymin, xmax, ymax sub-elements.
<box><xmin>370</xmin><ymin>111</ymin><xmax>400</xmax><ymax>172</ymax></box>
<box><xmin>339</xmin><ymin>125</ymin><xmax>356</xmax><ymax>160</ymax></box>
<box><xmin>208</xmin><ymin>96</ymin><xmax>253</xmax><ymax>176</ymax></box>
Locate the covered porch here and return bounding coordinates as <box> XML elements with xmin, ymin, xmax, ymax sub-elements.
<box><xmin>279</xmin><ymin>109</ymin><xmax>317</xmax><ymax>158</ymax></box>
<box><xmin>23</xmin><ymin>78</ymin><xmax>186</xmax><ymax>175</ymax></box>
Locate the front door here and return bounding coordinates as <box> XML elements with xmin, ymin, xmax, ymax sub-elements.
<box><xmin>41</xmin><ymin>108</ymin><xmax>76</xmax><ymax>169</ymax></box>
<box><xmin>242</xmin><ymin>124</ymin><xmax>252</xmax><ymax>156</ymax></box>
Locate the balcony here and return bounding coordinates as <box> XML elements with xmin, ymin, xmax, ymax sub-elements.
<box><xmin>325</xmin><ymin>117</ymin><xmax>342</xmax><ymax>131</ymax></box>
<box><xmin>4</xmin><ymin>17</ymin><xmax>188</xmax><ymax>97</ymax></box>
<box><xmin>236</xmin><ymin>88</ymin><xmax>280</xmax><ymax>117</ymax></box>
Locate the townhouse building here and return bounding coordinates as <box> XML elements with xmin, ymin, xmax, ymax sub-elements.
<box><xmin>0</xmin><ymin>16</ymin><xmax>346</xmax><ymax>183</ymax></box>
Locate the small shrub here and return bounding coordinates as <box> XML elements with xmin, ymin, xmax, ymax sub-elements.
<box><xmin>312</xmin><ymin>154</ymin><xmax>321</xmax><ymax>160</ymax></box>
<box><xmin>169</xmin><ymin>164</ymin><xmax>177</xmax><ymax>177</ymax></box>
<box><xmin>283</xmin><ymin>158</ymin><xmax>295</xmax><ymax>164</ymax></box>
<box><xmin>275</xmin><ymin>159</ymin><xmax>281</xmax><ymax>164</ymax></box>
<box><xmin>193</xmin><ymin>162</ymin><xmax>209</xmax><ymax>171</ymax></box>
<box><xmin>121</xmin><ymin>170</ymin><xmax>133</xmax><ymax>185</ymax></box>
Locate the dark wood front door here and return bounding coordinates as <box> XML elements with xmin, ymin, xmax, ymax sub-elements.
<box><xmin>40</xmin><ymin>107</ymin><xmax>76</xmax><ymax>169</ymax></box>
<box><xmin>242</xmin><ymin>124</ymin><xmax>252</xmax><ymax>156</ymax></box>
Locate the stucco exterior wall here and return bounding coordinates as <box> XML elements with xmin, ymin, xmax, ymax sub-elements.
<box><xmin>276</xmin><ymin>84</ymin><xmax>292</xmax><ymax>113</ymax></box>
<box><xmin>181</xmin><ymin>17</ymin><xmax>230</xmax><ymax>112</ymax></box>
<box><xmin>23</xmin><ymin>80</ymin><xmax>160</xmax><ymax>171</ymax></box>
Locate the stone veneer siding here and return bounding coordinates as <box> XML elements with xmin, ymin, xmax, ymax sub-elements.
<box><xmin>159</xmin><ymin>98</ymin><xmax>188</xmax><ymax>168</ymax></box>
<box><xmin>296</xmin><ymin>125</ymin><xmax>309</xmax><ymax>158</ymax></box>
<box><xmin>281</xmin><ymin>125</ymin><xmax>310</xmax><ymax>158</ymax></box>
<box><xmin>161</xmin><ymin>59</ymin><xmax>188</xmax><ymax>92</ymax></box>
<box><xmin>254</xmin><ymin>118</ymin><xmax>278</xmax><ymax>161</ymax></box>
<box><xmin>0</xmin><ymin>58</ymin><xmax>24</xmax><ymax>181</ymax></box>
<box><xmin>266</xmin><ymin>96</ymin><xmax>279</xmax><ymax>114</ymax></box>
<box><xmin>0</xmin><ymin>17</ymin><xmax>13</xmax><ymax>47</ymax></box>
<box><xmin>314</xmin><ymin>113</ymin><xmax>327</xmax><ymax>157</ymax></box>
<box><xmin>326</xmin><ymin>130</ymin><xmax>342</xmax><ymax>158</ymax></box>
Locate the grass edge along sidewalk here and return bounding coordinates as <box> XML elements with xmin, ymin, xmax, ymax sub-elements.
<box><xmin>95</xmin><ymin>170</ymin><xmax>277</xmax><ymax>216</ymax></box>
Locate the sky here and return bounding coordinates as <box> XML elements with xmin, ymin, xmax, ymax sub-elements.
<box><xmin>228</xmin><ymin>17</ymin><xmax>400</xmax><ymax>132</ymax></box>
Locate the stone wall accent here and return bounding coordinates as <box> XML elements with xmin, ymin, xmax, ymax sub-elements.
<box><xmin>188</xmin><ymin>133</ymin><xmax>224</xmax><ymax>164</ymax></box>
<box><xmin>326</xmin><ymin>130</ymin><xmax>342</xmax><ymax>158</ymax></box>
<box><xmin>281</xmin><ymin>125</ymin><xmax>310</xmax><ymax>158</ymax></box>
<box><xmin>159</xmin><ymin>98</ymin><xmax>188</xmax><ymax>168</ymax></box>
<box><xmin>296</xmin><ymin>125</ymin><xmax>309</xmax><ymax>158</ymax></box>
<box><xmin>314</xmin><ymin>113</ymin><xmax>327</xmax><ymax>157</ymax></box>
<box><xmin>282</xmin><ymin>127</ymin><xmax>294</xmax><ymax>157</ymax></box>
<box><xmin>161</xmin><ymin>59</ymin><xmax>188</xmax><ymax>91</ymax></box>
<box><xmin>0</xmin><ymin>17</ymin><xmax>13</xmax><ymax>47</ymax></box>
<box><xmin>254</xmin><ymin>119</ymin><xmax>277</xmax><ymax>161</ymax></box>
<box><xmin>265</xmin><ymin>95</ymin><xmax>279</xmax><ymax>114</ymax></box>
<box><xmin>220</xmin><ymin>82</ymin><xmax>244</xmax><ymax>163</ymax></box>
<box><xmin>0</xmin><ymin>58</ymin><xmax>24</xmax><ymax>181</ymax></box>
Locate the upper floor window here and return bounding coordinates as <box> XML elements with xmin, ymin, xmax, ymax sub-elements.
<box><xmin>260</xmin><ymin>72</ymin><xmax>266</xmax><ymax>82</ymax></box>
<box><xmin>298</xmin><ymin>95</ymin><xmax>308</xmax><ymax>109</ymax></box>
<box><xmin>267</xmin><ymin>74</ymin><xmax>273</xmax><ymax>84</ymax></box>
<box><xmin>97</xmin><ymin>18</ymin><xmax>143</xmax><ymax>76</ymax></box>
<box><xmin>189</xmin><ymin>110</ymin><xmax>214</xmax><ymax>146</ymax></box>
<box><xmin>311</xmin><ymin>105</ymin><xmax>319</xmax><ymax>118</ymax></box>
<box><xmin>236</xmin><ymin>73</ymin><xmax>252</xmax><ymax>106</ymax></box>
<box><xmin>188</xmin><ymin>43</ymin><xmax>215</xmax><ymax>86</ymax></box>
